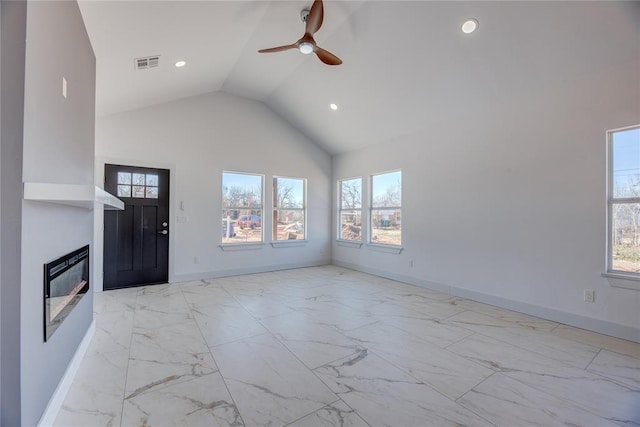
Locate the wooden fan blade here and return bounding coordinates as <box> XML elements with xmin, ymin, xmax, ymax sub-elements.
<box><xmin>314</xmin><ymin>47</ymin><xmax>342</xmax><ymax>65</ymax></box>
<box><xmin>258</xmin><ymin>44</ymin><xmax>297</xmax><ymax>53</ymax></box>
<box><xmin>306</xmin><ymin>0</ymin><xmax>324</xmax><ymax>35</ymax></box>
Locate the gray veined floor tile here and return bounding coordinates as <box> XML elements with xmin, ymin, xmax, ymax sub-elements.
<box><xmin>125</xmin><ymin>352</ymin><xmax>218</xmax><ymax>400</ymax></box>
<box><xmin>446</xmin><ymin>310</ymin><xmax>600</xmax><ymax>369</ymax></box>
<box><xmin>55</xmin><ymin>392</ymin><xmax>124</xmax><ymax>427</ymax></box>
<box><xmin>192</xmin><ymin>304</ymin><xmax>268</xmax><ymax>347</ymax></box>
<box><xmin>313</xmin><ymin>350</ymin><xmax>493</xmax><ymax>427</ymax></box>
<box><xmin>344</xmin><ymin>322</ymin><xmax>493</xmax><ymax>399</ymax></box>
<box><xmin>587</xmin><ymin>349</ymin><xmax>640</xmax><ymax>389</ymax></box>
<box><xmin>135</xmin><ymin>285</ymin><xmax>190</xmax><ymax>315</ymax></box>
<box><xmin>552</xmin><ymin>324</ymin><xmax>640</xmax><ymax>359</ymax></box>
<box><xmin>232</xmin><ymin>292</ymin><xmax>301</xmax><ymax>320</ymax></box>
<box><xmin>181</xmin><ymin>281</ymin><xmax>241</xmax><ymax>311</ymax></box>
<box><xmin>56</xmin><ymin>267</ymin><xmax>640</xmax><ymax>427</ymax></box>
<box><xmin>87</xmin><ymin>309</ymin><xmax>134</xmax><ymax>355</ymax></box>
<box><xmin>122</xmin><ymin>373</ymin><xmax>244</xmax><ymax>427</ymax></box>
<box><xmin>126</xmin><ymin>319</ymin><xmax>218</xmax><ymax>397</ymax></box>
<box><xmin>450</xmin><ymin>298</ymin><xmax>559</xmax><ymax>331</ymax></box>
<box><xmin>380</xmin><ymin>314</ymin><xmax>474</xmax><ymax>348</ymax></box>
<box><xmin>212</xmin><ymin>333</ymin><xmax>338</xmax><ymax>427</ymax></box>
<box><xmin>505</xmin><ymin>366</ymin><xmax>640</xmax><ymax>425</ymax></box>
<box><xmin>93</xmin><ymin>287</ymin><xmax>138</xmax><ymax>314</ymax></box>
<box><xmin>447</xmin><ymin>333</ymin><xmax>640</xmax><ymax>426</ymax></box>
<box><xmin>260</xmin><ymin>311</ymin><xmax>366</xmax><ymax>369</ymax></box>
<box><xmin>287</xmin><ymin>400</ymin><xmax>369</xmax><ymax>427</ymax></box>
<box><xmin>457</xmin><ymin>372</ymin><xmax>621</xmax><ymax>427</ymax></box>
<box><xmin>54</xmin><ymin>349</ymin><xmax>129</xmax><ymax>427</ymax></box>
<box><xmin>376</xmin><ymin>287</ymin><xmax>454</xmax><ymax>303</ymax></box>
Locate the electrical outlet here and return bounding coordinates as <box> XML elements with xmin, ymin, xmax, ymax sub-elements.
<box><xmin>584</xmin><ymin>289</ymin><xmax>595</xmax><ymax>303</ymax></box>
<box><xmin>409</xmin><ymin>259</ymin><xmax>414</xmax><ymax>268</ymax></box>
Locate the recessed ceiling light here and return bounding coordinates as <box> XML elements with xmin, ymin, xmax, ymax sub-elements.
<box><xmin>174</xmin><ymin>60</ymin><xmax>186</xmax><ymax>68</ymax></box>
<box><xmin>462</xmin><ymin>18</ymin><xmax>478</xmax><ymax>34</ymax></box>
<box><xmin>330</xmin><ymin>103</ymin><xmax>338</xmax><ymax>111</ymax></box>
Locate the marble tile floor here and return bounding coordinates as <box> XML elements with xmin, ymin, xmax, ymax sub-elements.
<box><xmin>54</xmin><ymin>265</ymin><xmax>640</xmax><ymax>427</ymax></box>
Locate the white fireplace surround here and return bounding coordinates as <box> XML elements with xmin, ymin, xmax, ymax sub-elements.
<box><xmin>23</xmin><ymin>182</ymin><xmax>123</xmax><ymax>210</ymax></box>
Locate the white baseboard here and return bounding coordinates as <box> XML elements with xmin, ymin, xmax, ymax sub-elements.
<box><xmin>333</xmin><ymin>260</ymin><xmax>640</xmax><ymax>344</ymax></box>
<box><xmin>171</xmin><ymin>259</ymin><xmax>330</xmax><ymax>283</ymax></box>
<box><xmin>38</xmin><ymin>320</ymin><xmax>95</xmax><ymax>427</ymax></box>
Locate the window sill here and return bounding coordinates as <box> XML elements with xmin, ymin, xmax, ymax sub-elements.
<box><xmin>271</xmin><ymin>240</ymin><xmax>308</xmax><ymax>248</ymax></box>
<box><xmin>602</xmin><ymin>272</ymin><xmax>640</xmax><ymax>291</ymax></box>
<box><xmin>366</xmin><ymin>244</ymin><xmax>403</xmax><ymax>254</ymax></box>
<box><xmin>337</xmin><ymin>240</ymin><xmax>363</xmax><ymax>249</ymax></box>
<box><xmin>219</xmin><ymin>243</ymin><xmax>265</xmax><ymax>252</ymax></box>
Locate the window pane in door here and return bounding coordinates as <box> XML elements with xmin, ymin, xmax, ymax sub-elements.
<box><xmin>146</xmin><ymin>174</ymin><xmax>159</xmax><ymax>186</ymax></box>
<box><xmin>146</xmin><ymin>187</ymin><xmax>158</xmax><ymax>199</ymax></box>
<box><xmin>117</xmin><ymin>172</ymin><xmax>131</xmax><ymax>185</ymax></box>
<box><xmin>132</xmin><ymin>185</ymin><xmax>145</xmax><ymax>198</ymax></box>
<box><xmin>117</xmin><ymin>185</ymin><xmax>131</xmax><ymax>198</ymax></box>
<box><xmin>132</xmin><ymin>173</ymin><xmax>145</xmax><ymax>186</ymax></box>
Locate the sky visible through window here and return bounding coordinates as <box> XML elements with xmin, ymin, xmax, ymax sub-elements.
<box><xmin>276</xmin><ymin>177</ymin><xmax>304</xmax><ymax>207</ymax></box>
<box><xmin>613</xmin><ymin>127</ymin><xmax>640</xmax><ymax>197</ymax></box>
<box><xmin>372</xmin><ymin>170</ymin><xmax>401</xmax><ymax>204</ymax></box>
<box><xmin>223</xmin><ymin>172</ymin><xmax>262</xmax><ymax>190</ymax></box>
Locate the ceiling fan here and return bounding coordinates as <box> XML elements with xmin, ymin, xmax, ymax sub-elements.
<box><xmin>258</xmin><ymin>0</ymin><xmax>342</xmax><ymax>66</ymax></box>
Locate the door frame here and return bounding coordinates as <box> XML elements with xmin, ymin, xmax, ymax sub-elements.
<box><xmin>94</xmin><ymin>157</ymin><xmax>176</xmax><ymax>292</ymax></box>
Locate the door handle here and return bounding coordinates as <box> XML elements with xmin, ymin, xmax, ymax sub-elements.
<box><xmin>158</xmin><ymin>230</ymin><xmax>168</xmax><ymax>235</ymax></box>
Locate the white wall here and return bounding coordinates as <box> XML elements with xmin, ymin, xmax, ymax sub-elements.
<box><xmin>95</xmin><ymin>91</ymin><xmax>332</xmax><ymax>289</ymax></box>
<box><xmin>0</xmin><ymin>1</ymin><xmax>27</xmax><ymax>425</ymax></box>
<box><xmin>20</xmin><ymin>2</ymin><xmax>95</xmax><ymax>425</ymax></box>
<box><xmin>333</xmin><ymin>4</ymin><xmax>640</xmax><ymax>342</ymax></box>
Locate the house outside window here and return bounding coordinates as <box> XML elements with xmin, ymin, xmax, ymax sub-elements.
<box><xmin>222</xmin><ymin>172</ymin><xmax>263</xmax><ymax>243</ymax></box>
<box><xmin>608</xmin><ymin>126</ymin><xmax>640</xmax><ymax>275</ymax></box>
<box><xmin>273</xmin><ymin>176</ymin><xmax>306</xmax><ymax>240</ymax></box>
<box><xmin>370</xmin><ymin>170</ymin><xmax>402</xmax><ymax>246</ymax></box>
<box><xmin>338</xmin><ymin>178</ymin><xmax>362</xmax><ymax>241</ymax></box>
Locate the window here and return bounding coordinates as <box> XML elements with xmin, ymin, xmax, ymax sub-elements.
<box><xmin>117</xmin><ymin>171</ymin><xmax>158</xmax><ymax>199</ymax></box>
<box><xmin>608</xmin><ymin>126</ymin><xmax>640</xmax><ymax>275</ymax></box>
<box><xmin>273</xmin><ymin>177</ymin><xmax>306</xmax><ymax>240</ymax></box>
<box><xmin>222</xmin><ymin>172</ymin><xmax>263</xmax><ymax>243</ymax></box>
<box><xmin>338</xmin><ymin>178</ymin><xmax>362</xmax><ymax>241</ymax></box>
<box><xmin>370</xmin><ymin>170</ymin><xmax>402</xmax><ymax>246</ymax></box>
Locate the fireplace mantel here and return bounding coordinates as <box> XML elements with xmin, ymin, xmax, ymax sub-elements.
<box><xmin>23</xmin><ymin>182</ymin><xmax>124</xmax><ymax>210</ymax></box>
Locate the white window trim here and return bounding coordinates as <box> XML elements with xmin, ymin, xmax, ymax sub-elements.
<box><xmin>605</xmin><ymin>125</ymin><xmax>640</xmax><ymax>285</ymax></box>
<box><xmin>337</xmin><ymin>177</ymin><xmax>363</xmax><ymax>243</ymax></box>
<box><xmin>222</xmin><ymin>171</ymin><xmax>265</xmax><ymax>244</ymax></box>
<box><xmin>369</xmin><ymin>170</ymin><xmax>402</xmax><ymax>247</ymax></box>
<box><xmin>272</xmin><ymin>176</ymin><xmax>307</xmax><ymax>242</ymax></box>
<box><xmin>219</xmin><ymin>243</ymin><xmax>265</xmax><ymax>251</ymax></box>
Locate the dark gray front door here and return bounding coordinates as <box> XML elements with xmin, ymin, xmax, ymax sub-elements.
<box><xmin>103</xmin><ymin>164</ymin><xmax>169</xmax><ymax>290</ymax></box>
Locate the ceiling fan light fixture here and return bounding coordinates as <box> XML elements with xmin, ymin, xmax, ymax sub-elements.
<box><xmin>299</xmin><ymin>42</ymin><xmax>314</xmax><ymax>55</ymax></box>
<box><xmin>462</xmin><ymin>18</ymin><xmax>478</xmax><ymax>34</ymax></box>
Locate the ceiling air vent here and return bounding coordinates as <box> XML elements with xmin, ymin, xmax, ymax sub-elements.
<box><xmin>135</xmin><ymin>55</ymin><xmax>160</xmax><ymax>70</ymax></box>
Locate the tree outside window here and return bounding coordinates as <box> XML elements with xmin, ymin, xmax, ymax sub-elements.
<box><xmin>370</xmin><ymin>170</ymin><xmax>402</xmax><ymax>246</ymax></box>
<box><xmin>222</xmin><ymin>172</ymin><xmax>263</xmax><ymax>243</ymax></box>
<box><xmin>609</xmin><ymin>126</ymin><xmax>640</xmax><ymax>274</ymax></box>
<box><xmin>338</xmin><ymin>178</ymin><xmax>362</xmax><ymax>241</ymax></box>
<box><xmin>273</xmin><ymin>177</ymin><xmax>306</xmax><ymax>241</ymax></box>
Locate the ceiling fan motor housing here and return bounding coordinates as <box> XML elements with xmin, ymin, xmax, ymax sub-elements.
<box><xmin>300</xmin><ymin>8</ymin><xmax>310</xmax><ymax>23</ymax></box>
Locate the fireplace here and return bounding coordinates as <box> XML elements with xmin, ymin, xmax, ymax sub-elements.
<box><xmin>43</xmin><ymin>245</ymin><xmax>90</xmax><ymax>341</ymax></box>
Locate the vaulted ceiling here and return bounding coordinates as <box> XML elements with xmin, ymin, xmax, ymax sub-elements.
<box><xmin>78</xmin><ymin>1</ymin><xmax>640</xmax><ymax>155</ymax></box>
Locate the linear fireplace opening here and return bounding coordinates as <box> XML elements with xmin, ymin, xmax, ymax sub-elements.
<box><xmin>43</xmin><ymin>245</ymin><xmax>90</xmax><ymax>341</ymax></box>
